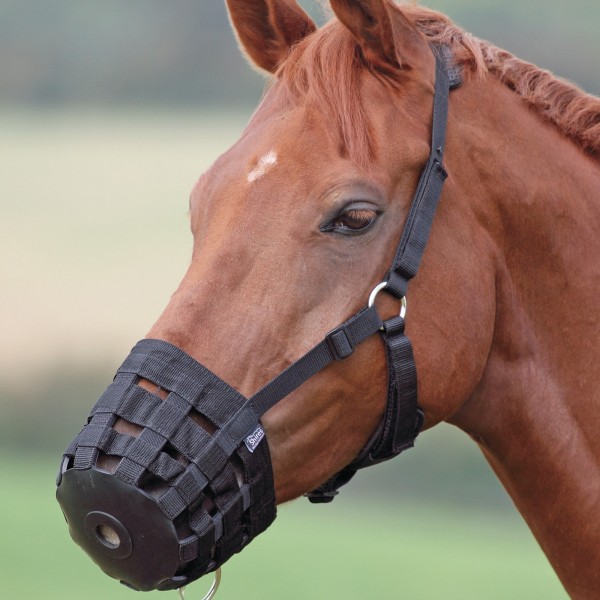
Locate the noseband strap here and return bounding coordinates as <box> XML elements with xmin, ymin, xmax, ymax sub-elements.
<box><xmin>56</xmin><ymin>45</ymin><xmax>459</xmax><ymax>590</ymax></box>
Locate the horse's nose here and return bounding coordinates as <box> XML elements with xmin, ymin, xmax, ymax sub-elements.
<box><xmin>56</xmin><ymin>465</ymin><xmax>187</xmax><ymax>591</ymax></box>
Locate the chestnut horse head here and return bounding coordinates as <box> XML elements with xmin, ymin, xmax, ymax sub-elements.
<box><xmin>57</xmin><ymin>0</ymin><xmax>600</xmax><ymax>597</ymax></box>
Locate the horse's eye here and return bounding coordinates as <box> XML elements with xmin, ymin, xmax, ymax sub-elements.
<box><xmin>321</xmin><ymin>207</ymin><xmax>380</xmax><ymax>235</ymax></box>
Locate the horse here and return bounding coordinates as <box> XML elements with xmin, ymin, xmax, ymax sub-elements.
<box><xmin>56</xmin><ymin>1</ymin><xmax>600</xmax><ymax>597</ymax></box>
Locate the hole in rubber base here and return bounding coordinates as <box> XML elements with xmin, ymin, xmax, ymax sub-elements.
<box><xmin>96</xmin><ymin>524</ymin><xmax>121</xmax><ymax>549</ymax></box>
<box><xmin>84</xmin><ymin>511</ymin><xmax>133</xmax><ymax>559</ymax></box>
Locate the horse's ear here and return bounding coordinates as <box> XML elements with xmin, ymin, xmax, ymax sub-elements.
<box><xmin>226</xmin><ymin>0</ymin><xmax>317</xmax><ymax>73</ymax></box>
<box><xmin>330</xmin><ymin>0</ymin><xmax>421</xmax><ymax>70</ymax></box>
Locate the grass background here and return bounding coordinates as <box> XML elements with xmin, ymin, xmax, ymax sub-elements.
<box><xmin>2</xmin><ymin>453</ymin><xmax>565</xmax><ymax>599</ymax></box>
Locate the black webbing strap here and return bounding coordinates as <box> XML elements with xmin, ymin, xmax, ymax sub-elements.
<box><xmin>251</xmin><ymin>305</ymin><xmax>382</xmax><ymax>414</ymax></box>
<box><xmin>439</xmin><ymin>44</ymin><xmax>463</xmax><ymax>90</ymax></box>
<box><xmin>214</xmin><ymin>305</ymin><xmax>383</xmax><ymax>452</ymax></box>
<box><xmin>385</xmin><ymin>49</ymin><xmax>450</xmax><ymax>299</ymax></box>
<box><xmin>374</xmin><ymin>315</ymin><xmax>421</xmax><ymax>457</ymax></box>
<box><xmin>151</xmin><ymin>305</ymin><xmax>383</xmax><ymax>462</ymax></box>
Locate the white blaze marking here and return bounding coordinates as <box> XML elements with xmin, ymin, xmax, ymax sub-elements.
<box><xmin>247</xmin><ymin>150</ymin><xmax>278</xmax><ymax>183</ymax></box>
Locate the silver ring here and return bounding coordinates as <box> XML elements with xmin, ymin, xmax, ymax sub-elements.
<box><xmin>368</xmin><ymin>282</ymin><xmax>407</xmax><ymax>319</ymax></box>
<box><xmin>178</xmin><ymin>567</ymin><xmax>221</xmax><ymax>600</ymax></box>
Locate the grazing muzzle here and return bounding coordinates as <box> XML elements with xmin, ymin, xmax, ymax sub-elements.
<box><xmin>56</xmin><ymin>340</ymin><xmax>276</xmax><ymax>591</ymax></box>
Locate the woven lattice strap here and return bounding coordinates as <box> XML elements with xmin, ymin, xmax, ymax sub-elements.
<box><xmin>60</xmin><ymin>339</ymin><xmax>276</xmax><ymax>589</ymax></box>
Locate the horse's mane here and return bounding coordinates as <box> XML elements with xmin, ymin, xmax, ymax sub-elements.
<box><xmin>274</xmin><ymin>2</ymin><xmax>600</xmax><ymax>167</ymax></box>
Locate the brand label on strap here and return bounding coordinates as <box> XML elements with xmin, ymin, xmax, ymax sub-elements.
<box><xmin>244</xmin><ymin>425</ymin><xmax>265</xmax><ymax>453</ymax></box>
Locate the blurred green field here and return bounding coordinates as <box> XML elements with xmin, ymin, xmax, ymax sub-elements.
<box><xmin>1</xmin><ymin>455</ymin><xmax>565</xmax><ymax>600</ymax></box>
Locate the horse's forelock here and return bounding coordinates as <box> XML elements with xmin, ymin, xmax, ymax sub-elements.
<box><xmin>275</xmin><ymin>20</ymin><xmax>374</xmax><ymax>169</ymax></box>
<box><xmin>269</xmin><ymin>2</ymin><xmax>599</xmax><ymax>163</ymax></box>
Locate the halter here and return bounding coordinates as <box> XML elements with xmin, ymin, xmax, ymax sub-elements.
<box><xmin>56</xmin><ymin>45</ymin><xmax>461</xmax><ymax>593</ymax></box>
<box><xmin>307</xmin><ymin>45</ymin><xmax>462</xmax><ymax>500</ymax></box>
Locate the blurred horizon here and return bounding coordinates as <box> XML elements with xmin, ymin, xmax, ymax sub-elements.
<box><xmin>1</xmin><ymin>0</ymin><xmax>598</xmax><ymax>111</ymax></box>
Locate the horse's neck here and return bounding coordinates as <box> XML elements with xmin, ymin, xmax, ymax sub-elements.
<box><xmin>449</xmin><ymin>74</ymin><xmax>600</xmax><ymax>598</ymax></box>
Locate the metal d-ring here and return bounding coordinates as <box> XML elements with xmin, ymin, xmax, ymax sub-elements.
<box><xmin>368</xmin><ymin>282</ymin><xmax>407</xmax><ymax>320</ymax></box>
<box><xmin>178</xmin><ymin>568</ymin><xmax>222</xmax><ymax>600</ymax></box>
